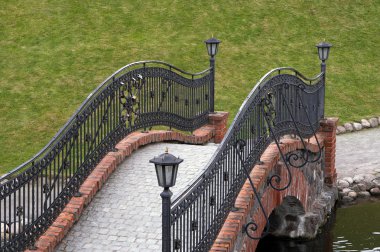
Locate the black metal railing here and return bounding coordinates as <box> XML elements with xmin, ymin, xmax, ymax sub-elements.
<box><xmin>0</xmin><ymin>60</ymin><xmax>213</xmax><ymax>251</ymax></box>
<box><xmin>170</xmin><ymin>66</ymin><xmax>326</xmax><ymax>251</ymax></box>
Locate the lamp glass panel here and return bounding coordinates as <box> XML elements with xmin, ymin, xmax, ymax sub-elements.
<box><xmin>211</xmin><ymin>44</ymin><xmax>217</xmax><ymax>56</ymax></box>
<box><xmin>318</xmin><ymin>48</ymin><xmax>324</xmax><ymax>60</ymax></box>
<box><xmin>171</xmin><ymin>164</ymin><xmax>179</xmax><ymax>186</ymax></box>
<box><xmin>164</xmin><ymin>165</ymin><xmax>173</xmax><ymax>187</ymax></box>
<box><xmin>155</xmin><ymin>165</ymin><xmax>164</xmax><ymax>187</ymax></box>
<box><xmin>206</xmin><ymin>44</ymin><xmax>212</xmax><ymax>56</ymax></box>
<box><xmin>323</xmin><ymin>47</ymin><xmax>329</xmax><ymax>60</ymax></box>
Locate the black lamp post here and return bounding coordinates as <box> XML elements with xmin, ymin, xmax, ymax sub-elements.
<box><xmin>316</xmin><ymin>41</ymin><xmax>332</xmax><ymax>120</ymax></box>
<box><xmin>205</xmin><ymin>37</ymin><xmax>221</xmax><ymax>113</ymax></box>
<box><xmin>150</xmin><ymin>148</ymin><xmax>183</xmax><ymax>252</ymax></box>
<box><xmin>316</xmin><ymin>42</ymin><xmax>332</xmax><ymax>73</ymax></box>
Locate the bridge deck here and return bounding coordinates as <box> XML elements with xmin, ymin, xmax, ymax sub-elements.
<box><xmin>55</xmin><ymin>142</ymin><xmax>218</xmax><ymax>252</ymax></box>
<box><xmin>54</xmin><ymin>127</ymin><xmax>380</xmax><ymax>251</ymax></box>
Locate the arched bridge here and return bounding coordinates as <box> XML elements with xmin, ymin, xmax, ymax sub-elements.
<box><xmin>0</xmin><ymin>43</ymin><xmax>337</xmax><ymax>252</ymax></box>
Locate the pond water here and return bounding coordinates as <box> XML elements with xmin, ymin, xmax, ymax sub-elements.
<box><xmin>256</xmin><ymin>199</ymin><xmax>380</xmax><ymax>252</ymax></box>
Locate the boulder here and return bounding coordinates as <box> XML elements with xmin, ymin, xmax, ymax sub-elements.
<box><xmin>347</xmin><ymin>191</ymin><xmax>357</xmax><ymax>199</ymax></box>
<box><xmin>338</xmin><ymin>191</ymin><xmax>346</xmax><ymax>198</ymax></box>
<box><xmin>353</xmin><ymin>174</ymin><xmax>365</xmax><ymax>184</ymax></box>
<box><xmin>369</xmin><ymin>118</ymin><xmax>379</xmax><ymax>128</ymax></box>
<box><xmin>357</xmin><ymin>183</ymin><xmax>367</xmax><ymax>191</ymax></box>
<box><xmin>370</xmin><ymin>187</ymin><xmax>380</xmax><ymax>196</ymax></box>
<box><xmin>373</xmin><ymin>177</ymin><xmax>380</xmax><ymax>187</ymax></box>
<box><xmin>361</xmin><ymin>119</ymin><xmax>371</xmax><ymax>128</ymax></box>
<box><xmin>337</xmin><ymin>179</ymin><xmax>350</xmax><ymax>189</ymax></box>
<box><xmin>342</xmin><ymin>177</ymin><xmax>353</xmax><ymax>185</ymax></box>
<box><xmin>342</xmin><ymin>188</ymin><xmax>352</xmax><ymax>194</ymax></box>
<box><xmin>342</xmin><ymin>196</ymin><xmax>354</xmax><ymax>203</ymax></box>
<box><xmin>344</xmin><ymin>123</ymin><xmax>354</xmax><ymax>132</ymax></box>
<box><xmin>357</xmin><ymin>191</ymin><xmax>371</xmax><ymax>198</ymax></box>
<box><xmin>337</xmin><ymin>126</ymin><xmax>346</xmax><ymax>134</ymax></box>
<box><xmin>352</xmin><ymin>122</ymin><xmax>362</xmax><ymax>131</ymax></box>
<box><xmin>339</xmin><ymin>188</ymin><xmax>352</xmax><ymax>197</ymax></box>
<box><xmin>351</xmin><ymin>184</ymin><xmax>361</xmax><ymax>192</ymax></box>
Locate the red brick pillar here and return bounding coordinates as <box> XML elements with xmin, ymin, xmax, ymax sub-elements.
<box><xmin>209</xmin><ymin>112</ymin><xmax>229</xmax><ymax>143</ymax></box>
<box><xmin>319</xmin><ymin>117</ymin><xmax>339</xmax><ymax>187</ymax></box>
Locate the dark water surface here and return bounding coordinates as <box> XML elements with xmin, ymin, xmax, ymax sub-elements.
<box><xmin>256</xmin><ymin>199</ymin><xmax>380</xmax><ymax>252</ymax></box>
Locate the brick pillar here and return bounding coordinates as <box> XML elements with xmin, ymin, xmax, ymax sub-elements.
<box><xmin>209</xmin><ymin>112</ymin><xmax>229</xmax><ymax>143</ymax></box>
<box><xmin>319</xmin><ymin>117</ymin><xmax>339</xmax><ymax>187</ymax></box>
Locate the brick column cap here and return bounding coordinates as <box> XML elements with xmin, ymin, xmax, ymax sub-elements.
<box><xmin>320</xmin><ymin>117</ymin><xmax>339</xmax><ymax>132</ymax></box>
<box><xmin>209</xmin><ymin>111</ymin><xmax>229</xmax><ymax>121</ymax></box>
<box><xmin>320</xmin><ymin>117</ymin><xmax>339</xmax><ymax>127</ymax></box>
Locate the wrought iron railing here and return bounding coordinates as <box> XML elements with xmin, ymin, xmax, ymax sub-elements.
<box><xmin>170</xmin><ymin>67</ymin><xmax>325</xmax><ymax>251</ymax></box>
<box><xmin>0</xmin><ymin>61</ymin><xmax>213</xmax><ymax>251</ymax></box>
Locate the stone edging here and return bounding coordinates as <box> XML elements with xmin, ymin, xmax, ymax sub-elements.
<box><xmin>336</xmin><ymin>116</ymin><xmax>380</xmax><ymax>135</ymax></box>
<box><xmin>24</xmin><ymin>112</ymin><xmax>229</xmax><ymax>252</ymax></box>
<box><xmin>337</xmin><ymin>173</ymin><xmax>380</xmax><ymax>203</ymax></box>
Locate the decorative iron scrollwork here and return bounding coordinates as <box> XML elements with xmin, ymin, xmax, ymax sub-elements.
<box><xmin>234</xmin><ymin>139</ymin><xmax>270</xmax><ymax>239</ymax></box>
<box><xmin>120</xmin><ymin>75</ymin><xmax>143</xmax><ymax>126</ymax></box>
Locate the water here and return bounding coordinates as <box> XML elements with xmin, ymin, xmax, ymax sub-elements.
<box><xmin>256</xmin><ymin>199</ymin><xmax>380</xmax><ymax>252</ymax></box>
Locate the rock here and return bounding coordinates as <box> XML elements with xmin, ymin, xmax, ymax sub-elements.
<box><xmin>339</xmin><ymin>188</ymin><xmax>352</xmax><ymax>197</ymax></box>
<box><xmin>344</xmin><ymin>123</ymin><xmax>354</xmax><ymax>132</ymax></box>
<box><xmin>353</xmin><ymin>174</ymin><xmax>365</xmax><ymax>183</ymax></box>
<box><xmin>353</xmin><ymin>174</ymin><xmax>375</xmax><ymax>184</ymax></box>
<box><xmin>347</xmin><ymin>191</ymin><xmax>357</xmax><ymax>199</ymax></box>
<box><xmin>357</xmin><ymin>183</ymin><xmax>367</xmax><ymax>191</ymax></box>
<box><xmin>337</xmin><ymin>126</ymin><xmax>346</xmax><ymax>134</ymax></box>
<box><xmin>352</xmin><ymin>122</ymin><xmax>362</xmax><ymax>131</ymax></box>
<box><xmin>342</xmin><ymin>177</ymin><xmax>353</xmax><ymax>185</ymax></box>
<box><xmin>342</xmin><ymin>196</ymin><xmax>354</xmax><ymax>203</ymax></box>
<box><xmin>301</xmin><ymin>213</ymin><xmax>320</xmax><ymax>239</ymax></box>
<box><xmin>370</xmin><ymin>187</ymin><xmax>380</xmax><ymax>196</ymax></box>
<box><xmin>357</xmin><ymin>191</ymin><xmax>371</xmax><ymax>198</ymax></box>
<box><xmin>369</xmin><ymin>118</ymin><xmax>379</xmax><ymax>128</ymax></box>
<box><xmin>364</xmin><ymin>174</ymin><xmax>376</xmax><ymax>189</ymax></box>
<box><xmin>342</xmin><ymin>188</ymin><xmax>352</xmax><ymax>194</ymax></box>
<box><xmin>373</xmin><ymin>177</ymin><xmax>380</xmax><ymax>187</ymax></box>
<box><xmin>361</xmin><ymin>119</ymin><xmax>371</xmax><ymax>128</ymax></box>
<box><xmin>337</xmin><ymin>179</ymin><xmax>350</xmax><ymax>189</ymax></box>
<box><xmin>351</xmin><ymin>184</ymin><xmax>361</xmax><ymax>192</ymax></box>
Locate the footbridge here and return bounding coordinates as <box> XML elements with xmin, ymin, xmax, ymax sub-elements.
<box><xmin>0</xmin><ymin>40</ymin><xmax>337</xmax><ymax>252</ymax></box>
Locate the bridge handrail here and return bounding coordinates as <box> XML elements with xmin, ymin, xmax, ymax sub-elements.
<box><xmin>1</xmin><ymin>61</ymin><xmax>211</xmax><ymax>181</ymax></box>
<box><xmin>170</xmin><ymin>67</ymin><xmax>325</xmax><ymax>251</ymax></box>
<box><xmin>0</xmin><ymin>60</ymin><xmax>212</xmax><ymax>251</ymax></box>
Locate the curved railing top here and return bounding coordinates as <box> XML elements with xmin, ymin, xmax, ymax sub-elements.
<box><xmin>0</xmin><ymin>61</ymin><xmax>212</xmax><ymax>181</ymax></box>
<box><xmin>169</xmin><ymin>65</ymin><xmax>325</xmax><ymax>251</ymax></box>
<box><xmin>171</xmin><ymin>66</ymin><xmax>323</xmax><ymax>205</ymax></box>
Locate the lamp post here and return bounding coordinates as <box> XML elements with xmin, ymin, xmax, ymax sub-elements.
<box><xmin>150</xmin><ymin>148</ymin><xmax>183</xmax><ymax>252</ymax></box>
<box><xmin>316</xmin><ymin>42</ymin><xmax>332</xmax><ymax>74</ymax></box>
<box><xmin>316</xmin><ymin>42</ymin><xmax>332</xmax><ymax>119</ymax></box>
<box><xmin>205</xmin><ymin>37</ymin><xmax>221</xmax><ymax>113</ymax></box>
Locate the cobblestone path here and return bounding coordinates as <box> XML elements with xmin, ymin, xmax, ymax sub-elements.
<box><xmin>336</xmin><ymin>127</ymin><xmax>380</xmax><ymax>178</ymax></box>
<box><xmin>55</xmin><ymin>127</ymin><xmax>380</xmax><ymax>251</ymax></box>
<box><xmin>56</xmin><ymin>142</ymin><xmax>218</xmax><ymax>252</ymax></box>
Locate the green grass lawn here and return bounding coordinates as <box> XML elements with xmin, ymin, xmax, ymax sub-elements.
<box><xmin>0</xmin><ymin>0</ymin><xmax>379</xmax><ymax>173</ymax></box>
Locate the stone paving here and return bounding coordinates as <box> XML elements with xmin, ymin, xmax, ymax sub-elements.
<box><xmin>336</xmin><ymin>127</ymin><xmax>380</xmax><ymax>179</ymax></box>
<box><xmin>55</xmin><ymin>142</ymin><xmax>218</xmax><ymax>252</ymax></box>
<box><xmin>55</xmin><ymin>127</ymin><xmax>380</xmax><ymax>251</ymax></box>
